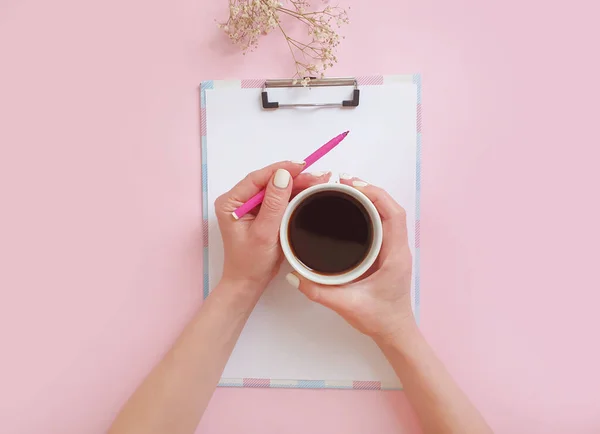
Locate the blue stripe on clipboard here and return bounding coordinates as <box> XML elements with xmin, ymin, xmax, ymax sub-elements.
<box><xmin>201</xmin><ymin>81</ymin><xmax>214</xmax><ymax>108</ymax></box>
<box><xmin>203</xmin><ymin>246</ymin><xmax>209</xmax><ymax>299</ymax></box>
<box><xmin>412</xmin><ymin>74</ymin><xmax>421</xmax><ymax>104</ymax></box>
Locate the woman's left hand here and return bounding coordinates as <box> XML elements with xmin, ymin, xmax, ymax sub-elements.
<box><xmin>215</xmin><ymin>161</ymin><xmax>331</xmax><ymax>295</ymax></box>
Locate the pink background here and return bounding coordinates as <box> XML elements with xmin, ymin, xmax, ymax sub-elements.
<box><xmin>1</xmin><ymin>0</ymin><xmax>600</xmax><ymax>433</ymax></box>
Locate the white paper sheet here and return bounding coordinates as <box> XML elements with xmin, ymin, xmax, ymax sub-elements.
<box><xmin>205</xmin><ymin>82</ymin><xmax>417</xmax><ymax>387</ymax></box>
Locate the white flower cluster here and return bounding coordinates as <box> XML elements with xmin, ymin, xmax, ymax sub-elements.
<box><xmin>218</xmin><ymin>0</ymin><xmax>282</xmax><ymax>52</ymax></box>
<box><xmin>218</xmin><ymin>0</ymin><xmax>349</xmax><ymax>82</ymax></box>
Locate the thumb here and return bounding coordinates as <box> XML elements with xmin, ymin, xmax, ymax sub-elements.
<box><xmin>254</xmin><ymin>168</ymin><xmax>293</xmax><ymax>234</ymax></box>
<box><xmin>285</xmin><ymin>272</ymin><xmax>348</xmax><ymax>313</ymax></box>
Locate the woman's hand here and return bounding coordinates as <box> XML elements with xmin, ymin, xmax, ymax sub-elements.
<box><xmin>108</xmin><ymin>162</ymin><xmax>332</xmax><ymax>434</ymax></box>
<box><xmin>286</xmin><ymin>176</ymin><xmax>414</xmax><ymax>343</ymax></box>
<box><xmin>215</xmin><ymin>161</ymin><xmax>332</xmax><ymax>294</ymax></box>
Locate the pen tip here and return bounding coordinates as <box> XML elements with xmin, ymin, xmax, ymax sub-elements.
<box><xmin>342</xmin><ymin>131</ymin><xmax>350</xmax><ymax>137</ymax></box>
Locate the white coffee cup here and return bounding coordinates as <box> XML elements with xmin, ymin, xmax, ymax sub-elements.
<box><xmin>280</xmin><ymin>183</ymin><xmax>383</xmax><ymax>286</ymax></box>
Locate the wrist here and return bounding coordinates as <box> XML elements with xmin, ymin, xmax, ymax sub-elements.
<box><xmin>221</xmin><ymin>276</ymin><xmax>267</xmax><ymax>296</ymax></box>
<box><xmin>220</xmin><ymin>269</ymin><xmax>270</xmax><ymax>294</ymax></box>
<box><xmin>212</xmin><ymin>277</ymin><xmax>264</xmax><ymax>312</ymax></box>
<box><xmin>372</xmin><ymin>314</ymin><xmax>419</xmax><ymax>350</ymax></box>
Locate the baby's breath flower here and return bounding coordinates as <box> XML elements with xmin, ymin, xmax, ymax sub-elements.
<box><xmin>218</xmin><ymin>0</ymin><xmax>349</xmax><ymax>84</ymax></box>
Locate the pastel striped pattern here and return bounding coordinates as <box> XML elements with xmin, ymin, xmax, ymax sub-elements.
<box><xmin>200</xmin><ymin>74</ymin><xmax>422</xmax><ymax>389</ymax></box>
<box><xmin>241</xmin><ymin>78</ymin><xmax>265</xmax><ymax>88</ymax></box>
<box><xmin>240</xmin><ymin>76</ymin><xmax>387</xmax><ymax>88</ymax></box>
<box><xmin>200</xmin><ymin>80</ymin><xmax>213</xmax><ymax>300</ymax></box>
<box><xmin>356</xmin><ymin>75</ymin><xmax>384</xmax><ymax>86</ymax></box>
<box><xmin>353</xmin><ymin>381</ymin><xmax>382</xmax><ymax>390</ymax></box>
<box><xmin>218</xmin><ymin>379</ymin><xmax>383</xmax><ymax>390</ymax></box>
<box><xmin>413</xmin><ymin>73</ymin><xmax>422</xmax><ymax>325</ymax></box>
<box><xmin>243</xmin><ymin>378</ymin><xmax>271</xmax><ymax>388</ymax></box>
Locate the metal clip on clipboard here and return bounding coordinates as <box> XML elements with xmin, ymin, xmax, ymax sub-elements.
<box><xmin>261</xmin><ymin>77</ymin><xmax>360</xmax><ymax>109</ymax></box>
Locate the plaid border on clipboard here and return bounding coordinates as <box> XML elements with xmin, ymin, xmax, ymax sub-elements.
<box><xmin>200</xmin><ymin>75</ymin><xmax>422</xmax><ymax>390</ymax></box>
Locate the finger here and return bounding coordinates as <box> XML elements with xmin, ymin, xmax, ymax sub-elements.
<box><xmin>291</xmin><ymin>171</ymin><xmax>332</xmax><ymax>196</ymax></box>
<box><xmin>339</xmin><ymin>174</ymin><xmax>405</xmax><ymax>221</ymax></box>
<box><xmin>339</xmin><ymin>174</ymin><xmax>408</xmax><ymax>260</ymax></box>
<box><xmin>285</xmin><ymin>272</ymin><xmax>354</xmax><ymax>313</ymax></box>
<box><xmin>216</xmin><ymin>161</ymin><xmax>306</xmax><ymax>215</ymax></box>
<box><xmin>252</xmin><ymin>168</ymin><xmax>293</xmax><ymax>236</ymax></box>
<box><xmin>238</xmin><ymin>171</ymin><xmax>332</xmax><ymax>217</ymax></box>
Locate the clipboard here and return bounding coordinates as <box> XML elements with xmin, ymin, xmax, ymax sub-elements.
<box><xmin>200</xmin><ymin>75</ymin><xmax>421</xmax><ymax>390</ymax></box>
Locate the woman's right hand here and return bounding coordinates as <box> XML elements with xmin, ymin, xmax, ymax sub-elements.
<box><xmin>286</xmin><ymin>176</ymin><xmax>415</xmax><ymax>344</ymax></box>
<box><xmin>287</xmin><ymin>179</ymin><xmax>494</xmax><ymax>434</ymax></box>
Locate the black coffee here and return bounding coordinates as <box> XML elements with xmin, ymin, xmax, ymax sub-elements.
<box><xmin>288</xmin><ymin>191</ymin><xmax>373</xmax><ymax>275</ymax></box>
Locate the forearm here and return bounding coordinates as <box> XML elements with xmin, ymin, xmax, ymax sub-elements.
<box><xmin>108</xmin><ymin>279</ymin><xmax>260</xmax><ymax>434</ymax></box>
<box><xmin>377</xmin><ymin>321</ymin><xmax>492</xmax><ymax>434</ymax></box>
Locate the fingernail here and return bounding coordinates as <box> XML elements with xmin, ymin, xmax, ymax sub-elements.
<box><xmin>339</xmin><ymin>173</ymin><xmax>353</xmax><ymax>180</ymax></box>
<box><xmin>310</xmin><ymin>171</ymin><xmax>329</xmax><ymax>177</ymax></box>
<box><xmin>352</xmin><ymin>180</ymin><xmax>368</xmax><ymax>187</ymax></box>
<box><xmin>286</xmin><ymin>273</ymin><xmax>300</xmax><ymax>288</ymax></box>
<box><xmin>290</xmin><ymin>160</ymin><xmax>306</xmax><ymax>165</ymax></box>
<box><xmin>273</xmin><ymin>168</ymin><xmax>291</xmax><ymax>189</ymax></box>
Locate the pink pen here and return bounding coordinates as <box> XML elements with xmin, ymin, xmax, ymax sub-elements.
<box><xmin>232</xmin><ymin>131</ymin><xmax>350</xmax><ymax>220</ymax></box>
